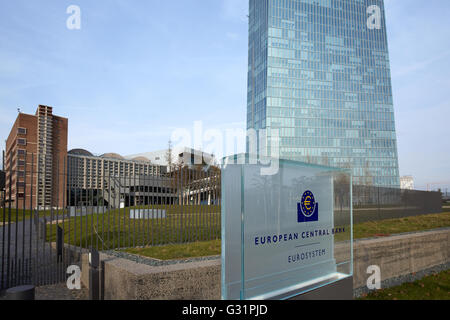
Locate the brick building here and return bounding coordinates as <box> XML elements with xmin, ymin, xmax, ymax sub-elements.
<box><xmin>5</xmin><ymin>105</ymin><xmax>68</xmax><ymax>209</ymax></box>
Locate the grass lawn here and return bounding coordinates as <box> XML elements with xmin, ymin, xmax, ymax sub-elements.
<box><xmin>0</xmin><ymin>205</ymin><xmax>219</xmax><ymax>223</ymax></box>
<box><xmin>352</xmin><ymin>211</ymin><xmax>450</xmax><ymax>239</ymax></box>
<box><xmin>0</xmin><ymin>208</ymin><xmax>54</xmax><ymax>223</ymax></box>
<box><xmin>123</xmin><ymin>239</ymin><xmax>221</xmax><ymax>260</ymax></box>
<box><xmin>46</xmin><ymin>205</ymin><xmax>221</xmax><ymax>250</ymax></box>
<box><xmin>360</xmin><ymin>269</ymin><xmax>450</xmax><ymax>300</ymax></box>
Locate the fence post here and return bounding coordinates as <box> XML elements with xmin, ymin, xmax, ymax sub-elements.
<box><xmin>89</xmin><ymin>248</ymin><xmax>100</xmax><ymax>300</ymax></box>
<box><xmin>377</xmin><ymin>187</ymin><xmax>380</xmax><ymax>220</ymax></box>
<box><xmin>57</xmin><ymin>226</ymin><xmax>63</xmax><ymax>263</ymax></box>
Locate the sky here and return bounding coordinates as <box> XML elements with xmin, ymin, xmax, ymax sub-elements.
<box><xmin>0</xmin><ymin>0</ymin><xmax>449</xmax><ymax>191</ymax></box>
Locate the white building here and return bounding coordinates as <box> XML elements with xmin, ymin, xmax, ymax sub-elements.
<box><xmin>400</xmin><ymin>176</ymin><xmax>414</xmax><ymax>190</ymax></box>
<box><xmin>126</xmin><ymin>147</ymin><xmax>216</xmax><ymax>171</ymax></box>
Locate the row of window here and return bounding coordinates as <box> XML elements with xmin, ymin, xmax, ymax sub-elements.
<box><xmin>267</xmin><ymin>39</ymin><xmax>389</xmax><ymax>64</ymax></box>
<box><xmin>267</xmin><ymin>117</ymin><xmax>396</xmax><ymax>130</ymax></box>
<box><xmin>267</xmin><ymin>82</ymin><xmax>392</xmax><ymax>100</ymax></box>
<box><xmin>267</xmin><ymin>126</ymin><xmax>396</xmax><ymax>139</ymax></box>
<box><xmin>267</xmin><ymin>56</ymin><xmax>391</xmax><ymax>83</ymax></box>
<box><xmin>267</xmin><ymin>72</ymin><xmax>391</xmax><ymax>91</ymax></box>
<box><xmin>276</xmin><ymin>145</ymin><xmax>397</xmax><ymax>158</ymax></box>
<box><xmin>266</xmin><ymin>99</ymin><xmax>393</xmax><ymax>114</ymax></box>
<box><xmin>278</xmin><ymin>136</ymin><xmax>397</xmax><ymax>149</ymax></box>
<box><xmin>266</xmin><ymin>87</ymin><xmax>392</xmax><ymax>104</ymax></box>
<box><xmin>279</xmin><ymin>147</ymin><xmax>398</xmax><ymax>159</ymax></box>
<box><xmin>269</xmin><ymin>19</ymin><xmax>388</xmax><ymax>52</ymax></box>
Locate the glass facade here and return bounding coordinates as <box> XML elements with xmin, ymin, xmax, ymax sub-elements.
<box><xmin>247</xmin><ymin>0</ymin><xmax>400</xmax><ymax>188</ymax></box>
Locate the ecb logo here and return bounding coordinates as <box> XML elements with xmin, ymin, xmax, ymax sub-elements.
<box><xmin>297</xmin><ymin>190</ymin><xmax>319</xmax><ymax>223</ymax></box>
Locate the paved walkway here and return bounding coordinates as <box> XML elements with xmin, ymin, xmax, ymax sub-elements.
<box><xmin>35</xmin><ymin>283</ymin><xmax>89</xmax><ymax>300</ymax></box>
<box><xmin>1</xmin><ymin>220</ymin><xmax>80</xmax><ymax>289</ymax></box>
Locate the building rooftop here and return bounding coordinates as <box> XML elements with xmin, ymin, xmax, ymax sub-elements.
<box><xmin>68</xmin><ymin>147</ymin><xmax>215</xmax><ymax>168</ymax></box>
<box><xmin>100</xmin><ymin>153</ymin><xmax>125</xmax><ymax>160</ymax></box>
<box><xmin>68</xmin><ymin>149</ymin><xmax>94</xmax><ymax>157</ymax></box>
<box><xmin>68</xmin><ymin>149</ymin><xmax>157</xmax><ymax>164</ymax></box>
<box><xmin>125</xmin><ymin>147</ymin><xmax>215</xmax><ymax>167</ymax></box>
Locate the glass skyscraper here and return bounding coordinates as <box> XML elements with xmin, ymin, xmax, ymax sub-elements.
<box><xmin>247</xmin><ymin>0</ymin><xmax>400</xmax><ymax>188</ymax></box>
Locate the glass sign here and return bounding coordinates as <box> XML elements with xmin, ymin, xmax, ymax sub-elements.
<box><xmin>221</xmin><ymin>155</ymin><xmax>353</xmax><ymax>300</ymax></box>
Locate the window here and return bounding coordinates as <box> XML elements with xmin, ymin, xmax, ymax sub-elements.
<box><xmin>18</xmin><ymin>127</ymin><xmax>27</xmax><ymax>135</ymax></box>
<box><xmin>17</xmin><ymin>138</ymin><xmax>26</xmax><ymax>146</ymax></box>
<box><xmin>18</xmin><ymin>160</ymin><xmax>25</xmax><ymax>166</ymax></box>
<box><xmin>17</xmin><ymin>149</ymin><xmax>26</xmax><ymax>156</ymax></box>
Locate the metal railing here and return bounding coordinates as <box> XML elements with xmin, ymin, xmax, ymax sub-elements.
<box><xmin>0</xmin><ymin>152</ymin><xmax>443</xmax><ymax>291</ymax></box>
<box><xmin>351</xmin><ymin>185</ymin><xmax>442</xmax><ymax>223</ymax></box>
<box><xmin>1</xmin><ymin>153</ymin><xmax>221</xmax><ymax>290</ymax></box>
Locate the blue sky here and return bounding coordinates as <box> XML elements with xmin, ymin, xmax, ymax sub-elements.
<box><xmin>0</xmin><ymin>0</ymin><xmax>449</xmax><ymax>191</ymax></box>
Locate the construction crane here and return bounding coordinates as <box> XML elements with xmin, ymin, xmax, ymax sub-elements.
<box><xmin>426</xmin><ymin>181</ymin><xmax>450</xmax><ymax>192</ymax></box>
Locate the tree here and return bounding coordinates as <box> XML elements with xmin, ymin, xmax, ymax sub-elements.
<box><xmin>335</xmin><ymin>160</ymin><xmax>352</xmax><ymax>211</ymax></box>
<box><xmin>321</xmin><ymin>155</ymin><xmax>329</xmax><ymax>166</ymax></box>
<box><xmin>363</xmin><ymin>161</ymin><xmax>373</xmax><ymax>186</ymax></box>
<box><xmin>305</xmin><ymin>149</ymin><xmax>311</xmax><ymax>164</ymax></box>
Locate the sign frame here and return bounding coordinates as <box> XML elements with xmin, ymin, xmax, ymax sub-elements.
<box><xmin>221</xmin><ymin>155</ymin><xmax>353</xmax><ymax>300</ymax></box>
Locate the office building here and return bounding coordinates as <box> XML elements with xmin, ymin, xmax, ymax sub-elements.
<box><xmin>5</xmin><ymin>105</ymin><xmax>68</xmax><ymax>209</ymax></box>
<box><xmin>400</xmin><ymin>176</ymin><xmax>414</xmax><ymax>190</ymax></box>
<box><xmin>67</xmin><ymin>148</ymin><xmax>219</xmax><ymax>207</ymax></box>
<box><xmin>247</xmin><ymin>0</ymin><xmax>400</xmax><ymax>187</ymax></box>
<box><xmin>67</xmin><ymin>149</ymin><xmax>169</xmax><ymax>207</ymax></box>
<box><xmin>126</xmin><ymin>147</ymin><xmax>216</xmax><ymax>170</ymax></box>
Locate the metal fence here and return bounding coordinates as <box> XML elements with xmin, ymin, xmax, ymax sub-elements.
<box><xmin>1</xmin><ymin>153</ymin><xmax>221</xmax><ymax>290</ymax></box>
<box><xmin>351</xmin><ymin>185</ymin><xmax>442</xmax><ymax>224</ymax></box>
<box><xmin>442</xmin><ymin>190</ymin><xmax>450</xmax><ymax>202</ymax></box>
<box><xmin>0</xmin><ymin>152</ymin><xmax>444</xmax><ymax>291</ymax></box>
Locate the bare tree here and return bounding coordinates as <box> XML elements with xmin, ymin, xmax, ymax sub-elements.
<box><xmin>335</xmin><ymin>160</ymin><xmax>352</xmax><ymax>211</ymax></box>
<box><xmin>321</xmin><ymin>155</ymin><xmax>329</xmax><ymax>166</ymax></box>
<box><xmin>306</xmin><ymin>149</ymin><xmax>311</xmax><ymax>164</ymax></box>
<box><xmin>363</xmin><ymin>161</ymin><xmax>373</xmax><ymax>186</ymax></box>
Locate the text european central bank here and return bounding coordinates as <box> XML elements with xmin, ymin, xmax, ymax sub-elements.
<box><xmin>246</xmin><ymin>0</ymin><xmax>400</xmax><ymax>188</ymax></box>
<box><xmin>221</xmin><ymin>158</ymin><xmax>353</xmax><ymax>300</ymax></box>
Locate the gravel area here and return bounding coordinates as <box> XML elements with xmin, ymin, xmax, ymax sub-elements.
<box><xmin>354</xmin><ymin>262</ymin><xmax>450</xmax><ymax>298</ymax></box>
<box><xmin>0</xmin><ymin>282</ymin><xmax>88</xmax><ymax>300</ymax></box>
<box><xmin>35</xmin><ymin>283</ymin><xmax>89</xmax><ymax>300</ymax></box>
<box><xmin>105</xmin><ymin>249</ymin><xmax>220</xmax><ymax>267</ymax></box>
